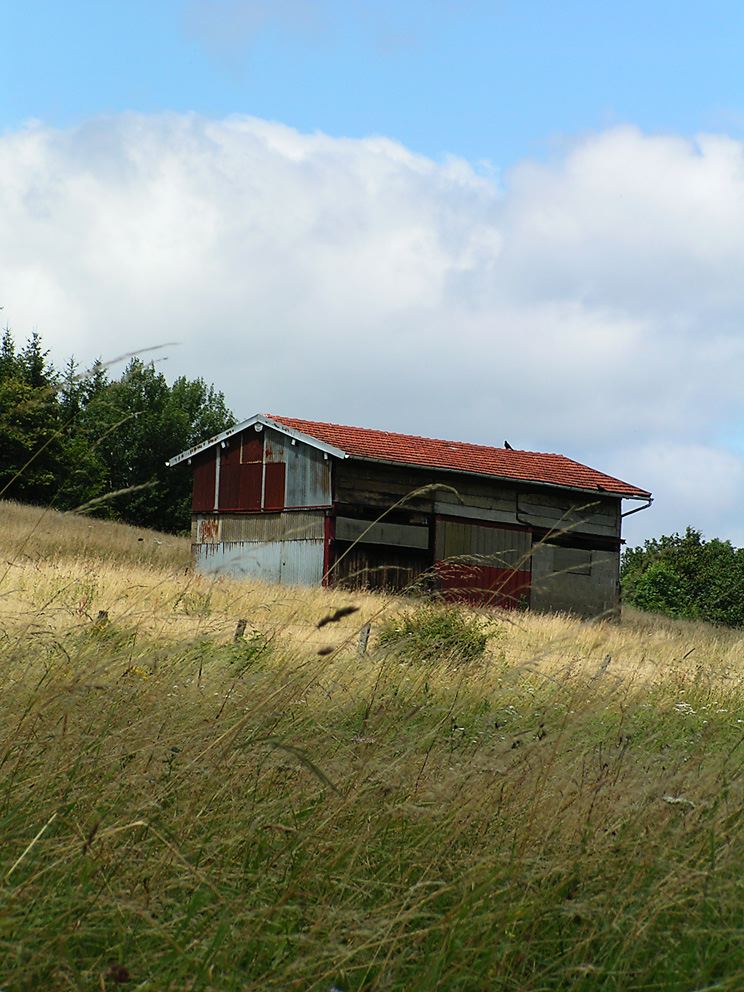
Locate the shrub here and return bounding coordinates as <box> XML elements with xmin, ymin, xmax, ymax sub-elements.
<box><xmin>377</xmin><ymin>604</ymin><xmax>498</xmax><ymax>664</ymax></box>
<box><xmin>622</xmin><ymin>526</ymin><xmax>744</xmax><ymax>627</ymax></box>
<box><xmin>627</xmin><ymin>560</ymin><xmax>688</xmax><ymax>617</ymax></box>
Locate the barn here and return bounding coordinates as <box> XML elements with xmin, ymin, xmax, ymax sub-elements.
<box><xmin>167</xmin><ymin>414</ymin><xmax>652</xmax><ymax>618</ymax></box>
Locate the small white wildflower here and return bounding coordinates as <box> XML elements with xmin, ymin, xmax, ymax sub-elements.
<box><xmin>674</xmin><ymin>702</ymin><xmax>696</xmax><ymax>715</ymax></box>
<box><xmin>663</xmin><ymin>795</ymin><xmax>695</xmax><ymax>809</ymax></box>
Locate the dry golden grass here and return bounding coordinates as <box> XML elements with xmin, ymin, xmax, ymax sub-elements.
<box><xmin>0</xmin><ymin>498</ymin><xmax>190</xmax><ymax>568</ymax></box>
<box><xmin>1</xmin><ymin>513</ymin><xmax>740</xmax><ymax>689</ymax></box>
<box><xmin>1</xmin><ymin>502</ymin><xmax>742</xmax><ymax>991</ymax></box>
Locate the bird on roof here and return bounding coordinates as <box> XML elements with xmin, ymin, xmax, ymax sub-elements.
<box><xmin>504</xmin><ymin>441</ymin><xmax>513</xmax><ymax>450</ymax></box>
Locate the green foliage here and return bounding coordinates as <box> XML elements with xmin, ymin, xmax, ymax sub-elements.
<box><xmin>378</xmin><ymin>603</ymin><xmax>498</xmax><ymax>663</ymax></box>
<box><xmin>622</xmin><ymin>527</ymin><xmax>744</xmax><ymax>627</ymax></box>
<box><xmin>0</xmin><ymin>328</ymin><xmax>235</xmax><ymax>532</ymax></box>
<box><xmin>0</xmin><ymin>330</ymin><xmax>63</xmax><ymax>503</ymax></box>
<box><xmin>2</xmin><ymin>611</ymin><xmax>742</xmax><ymax>991</ymax></box>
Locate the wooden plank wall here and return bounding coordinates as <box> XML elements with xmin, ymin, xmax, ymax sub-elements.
<box><xmin>335</xmin><ymin>461</ymin><xmax>621</xmax><ymax>540</ymax></box>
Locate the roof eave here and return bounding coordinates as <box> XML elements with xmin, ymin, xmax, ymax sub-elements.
<box><xmin>166</xmin><ymin>414</ymin><xmax>350</xmax><ymax>466</ymax></box>
<box><xmin>346</xmin><ymin>454</ymin><xmax>651</xmax><ymax>501</ymax></box>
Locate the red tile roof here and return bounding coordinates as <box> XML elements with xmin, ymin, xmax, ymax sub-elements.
<box><xmin>268</xmin><ymin>415</ymin><xmax>651</xmax><ymax>498</ymax></box>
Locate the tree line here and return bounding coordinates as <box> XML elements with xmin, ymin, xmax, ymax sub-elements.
<box><xmin>621</xmin><ymin>527</ymin><xmax>744</xmax><ymax>628</ymax></box>
<box><xmin>0</xmin><ymin>329</ymin><xmax>234</xmax><ymax>533</ymax></box>
<box><xmin>2</xmin><ymin>328</ymin><xmax>741</xmax><ymax>627</ymax></box>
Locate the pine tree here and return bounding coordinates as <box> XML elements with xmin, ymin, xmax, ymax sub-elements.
<box><xmin>0</xmin><ymin>329</ymin><xmax>234</xmax><ymax>529</ymax></box>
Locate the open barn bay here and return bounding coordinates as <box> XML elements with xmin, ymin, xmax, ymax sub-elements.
<box><xmin>1</xmin><ymin>501</ymin><xmax>742</xmax><ymax>991</ymax></box>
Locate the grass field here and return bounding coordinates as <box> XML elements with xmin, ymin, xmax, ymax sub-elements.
<box><xmin>1</xmin><ymin>499</ymin><xmax>742</xmax><ymax>991</ymax></box>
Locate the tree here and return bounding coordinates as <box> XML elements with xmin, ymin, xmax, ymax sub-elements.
<box><xmin>0</xmin><ymin>328</ymin><xmax>64</xmax><ymax>503</ymax></box>
<box><xmin>0</xmin><ymin>329</ymin><xmax>235</xmax><ymax>531</ymax></box>
<box><xmin>621</xmin><ymin>527</ymin><xmax>744</xmax><ymax>628</ymax></box>
<box><xmin>81</xmin><ymin>359</ymin><xmax>234</xmax><ymax>532</ymax></box>
<box><xmin>0</xmin><ymin>327</ymin><xmax>18</xmax><ymax>381</ymax></box>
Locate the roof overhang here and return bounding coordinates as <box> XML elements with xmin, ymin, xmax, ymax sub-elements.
<box><xmin>345</xmin><ymin>454</ymin><xmax>652</xmax><ymax>502</ymax></box>
<box><xmin>166</xmin><ymin>414</ymin><xmax>349</xmax><ymax>467</ymax></box>
<box><xmin>168</xmin><ymin>415</ymin><xmax>651</xmax><ymax>501</ymax></box>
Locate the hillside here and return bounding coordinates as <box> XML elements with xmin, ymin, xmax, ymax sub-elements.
<box><xmin>0</xmin><ymin>499</ymin><xmax>191</xmax><ymax>568</ymax></box>
<box><xmin>1</xmin><ymin>503</ymin><xmax>742</xmax><ymax>991</ymax></box>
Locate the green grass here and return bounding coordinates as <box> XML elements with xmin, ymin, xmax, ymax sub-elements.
<box><xmin>1</xmin><ymin>615</ymin><xmax>742</xmax><ymax>991</ymax></box>
<box><xmin>0</xmin><ymin>505</ymin><xmax>742</xmax><ymax>990</ymax></box>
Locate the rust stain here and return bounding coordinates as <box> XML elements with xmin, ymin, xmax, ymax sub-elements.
<box><xmin>198</xmin><ymin>517</ymin><xmax>221</xmax><ymax>544</ymax></box>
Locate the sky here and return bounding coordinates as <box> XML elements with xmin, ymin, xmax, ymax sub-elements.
<box><xmin>2</xmin><ymin>0</ymin><xmax>744</xmax><ymax>546</ymax></box>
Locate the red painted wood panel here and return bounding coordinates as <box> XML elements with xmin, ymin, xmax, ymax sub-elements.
<box><xmin>241</xmin><ymin>433</ymin><xmax>263</xmax><ymax>463</ymax></box>
<box><xmin>218</xmin><ymin>444</ymin><xmax>241</xmax><ymax>509</ymax></box>
<box><xmin>192</xmin><ymin>451</ymin><xmax>216</xmax><ymax>511</ymax></box>
<box><xmin>322</xmin><ymin>514</ymin><xmax>335</xmax><ymax>587</ymax></box>
<box><xmin>219</xmin><ymin>441</ymin><xmax>264</xmax><ymax>510</ymax></box>
<box><xmin>239</xmin><ymin>464</ymin><xmax>263</xmax><ymax>510</ymax></box>
<box><xmin>263</xmin><ymin>462</ymin><xmax>286</xmax><ymax>510</ymax></box>
<box><xmin>435</xmin><ymin>562</ymin><xmax>531</xmax><ymax>609</ymax></box>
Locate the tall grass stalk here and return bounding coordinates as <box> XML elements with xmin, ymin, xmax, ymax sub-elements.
<box><xmin>0</xmin><ymin>500</ymin><xmax>742</xmax><ymax>991</ymax></box>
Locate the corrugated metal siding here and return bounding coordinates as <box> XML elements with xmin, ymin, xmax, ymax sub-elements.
<box><xmin>192</xmin><ymin>450</ymin><xmax>216</xmax><ymax>511</ymax></box>
<box><xmin>217</xmin><ymin>431</ymin><xmax>263</xmax><ymax>510</ymax></box>
<box><xmin>436</xmin><ymin>519</ymin><xmax>532</xmax><ymax>568</ymax></box>
<box><xmin>334</xmin><ymin>544</ymin><xmax>430</xmax><ymax>592</ymax></box>
<box><xmin>218</xmin><ymin>443</ymin><xmax>241</xmax><ymax>509</ymax></box>
<box><xmin>434</xmin><ymin>518</ymin><xmax>532</xmax><ymax>609</ymax></box>
<box><xmin>194</xmin><ymin>540</ymin><xmax>324</xmax><ymax>584</ymax></box>
<box><xmin>265</xmin><ymin>428</ymin><xmax>332</xmax><ymax>508</ymax></box>
<box><xmin>207</xmin><ymin>427</ymin><xmax>332</xmax><ymax>514</ymax></box>
<box><xmin>434</xmin><ymin>562</ymin><xmax>531</xmax><ymax>608</ymax></box>
<box><xmin>194</xmin><ymin>512</ymin><xmax>325</xmax><ymax>544</ymax></box>
<box><xmin>194</xmin><ymin>516</ymin><xmax>222</xmax><ymax>544</ymax></box>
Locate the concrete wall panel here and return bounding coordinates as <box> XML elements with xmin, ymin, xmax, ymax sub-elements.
<box><xmin>530</xmin><ymin>544</ymin><xmax>619</xmax><ymax>619</ymax></box>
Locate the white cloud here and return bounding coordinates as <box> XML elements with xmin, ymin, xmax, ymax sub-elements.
<box><xmin>1</xmin><ymin>114</ymin><xmax>744</xmax><ymax>543</ymax></box>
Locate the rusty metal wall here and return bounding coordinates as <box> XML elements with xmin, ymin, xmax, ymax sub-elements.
<box><xmin>193</xmin><ymin>512</ymin><xmax>324</xmax><ymax>545</ymax></box>
<box><xmin>433</xmin><ymin>518</ymin><xmax>532</xmax><ymax>608</ymax></box>
<box><xmin>192</xmin><ymin>450</ymin><xmax>216</xmax><ymax>511</ymax></box>
<box><xmin>192</xmin><ymin>516</ymin><xmax>222</xmax><ymax>544</ymax></box>
<box><xmin>194</xmin><ymin>539</ymin><xmax>325</xmax><ymax>584</ymax></box>
<box><xmin>214</xmin><ymin>426</ymin><xmax>331</xmax><ymax>513</ymax></box>
<box><xmin>264</xmin><ymin>428</ymin><xmax>332</xmax><ymax>508</ymax></box>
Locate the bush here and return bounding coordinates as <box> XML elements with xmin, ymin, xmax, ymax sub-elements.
<box><xmin>627</xmin><ymin>560</ymin><xmax>689</xmax><ymax>617</ymax></box>
<box><xmin>622</xmin><ymin>527</ymin><xmax>744</xmax><ymax>627</ymax></box>
<box><xmin>377</xmin><ymin>604</ymin><xmax>498</xmax><ymax>664</ymax></box>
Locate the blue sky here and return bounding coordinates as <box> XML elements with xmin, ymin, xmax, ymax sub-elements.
<box><xmin>5</xmin><ymin>1</ymin><xmax>744</xmax><ymax>165</ymax></box>
<box><xmin>3</xmin><ymin>1</ymin><xmax>744</xmax><ymax>545</ymax></box>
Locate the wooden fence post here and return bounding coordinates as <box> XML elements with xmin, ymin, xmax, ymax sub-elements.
<box><xmin>358</xmin><ymin>623</ymin><xmax>371</xmax><ymax>656</ymax></box>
